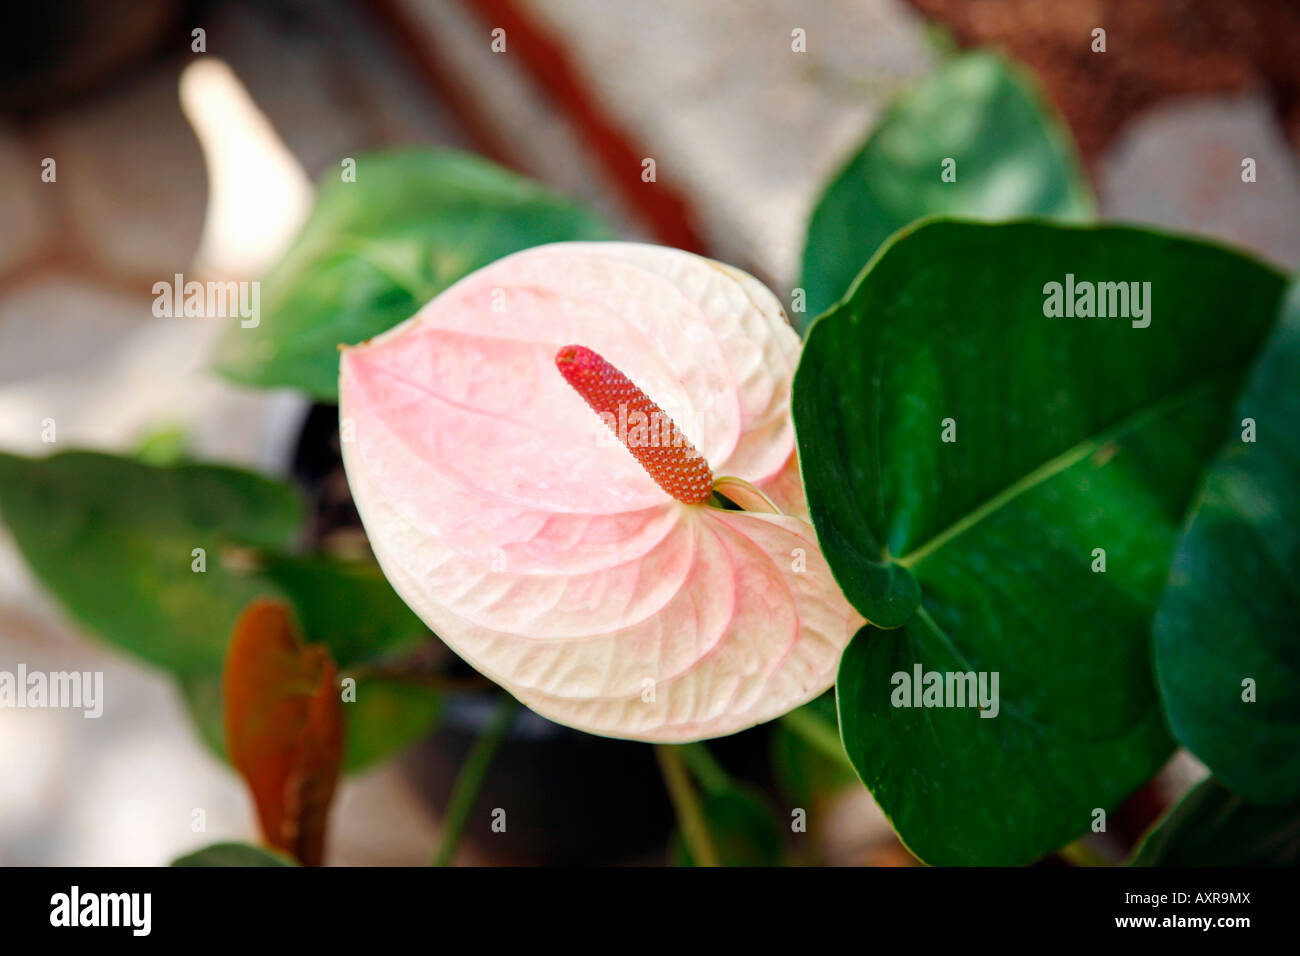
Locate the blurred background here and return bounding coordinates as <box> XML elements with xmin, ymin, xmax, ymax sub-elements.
<box><xmin>1</xmin><ymin>0</ymin><xmax>1298</xmax><ymax>865</ymax></box>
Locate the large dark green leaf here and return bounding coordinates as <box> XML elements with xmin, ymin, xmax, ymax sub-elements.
<box><xmin>0</xmin><ymin>451</ymin><xmax>301</xmax><ymax>678</ymax></box>
<box><xmin>214</xmin><ymin>149</ymin><xmax>614</xmax><ymax>399</ymax></box>
<box><xmin>799</xmin><ymin>51</ymin><xmax>1092</xmax><ymax>323</ymax></box>
<box><xmin>1155</xmin><ymin>283</ymin><xmax>1300</xmax><ymax>804</ymax></box>
<box><xmin>1131</xmin><ymin>776</ymin><xmax>1300</xmax><ymax>866</ymax></box>
<box><xmin>795</xmin><ymin>220</ymin><xmax>1287</xmax><ymax>864</ymax></box>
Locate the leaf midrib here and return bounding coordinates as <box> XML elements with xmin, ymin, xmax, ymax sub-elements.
<box><xmin>896</xmin><ymin>373</ymin><xmax>1232</xmax><ymax>569</ymax></box>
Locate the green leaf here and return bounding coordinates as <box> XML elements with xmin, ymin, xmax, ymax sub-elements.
<box><xmin>0</xmin><ymin>451</ymin><xmax>301</xmax><ymax>678</ymax></box>
<box><xmin>178</xmin><ymin>674</ymin><xmax>226</xmax><ymax>757</ymax></box>
<box><xmin>0</xmin><ymin>450</ymin><xmax>441</xmax><ymax>772</ymax></box>
<box><xmin>258</xmin><ymin>553</ymin><xmax>429</xmax><ymax>667</ymax></box>
<box><xmin>669</xmin><ymin>744</ymin><xmax>784</xmax><ymax>866</ymax></box>
<box><xmin>672</xmin><ymin>789</ymin><xmax>784</xmax><ymax>867</ymax></box>
<box><xmin>1131</xmin><ymin>776</ymin><xmax>1300</xmax><ymax>866</ymax></box>
<box><xmin>213</xmin><ymin>149</ymin><xmax>614</xmax><ymax>399</ymax></box>
<box><xmin>133</xmin><ymin>423</ymin><xmax>189</xmax><ymax>466</ymax></box>
<box><xmin>799</xmin><ymin>51</ymin><xmax>1093</xmax><ymax>324</ymax></box>
<box><xmin>178</xmin><ymin>556</ymin><xmax>446</xmax><ymax>772</ymax></box>
<box><xmin>794</xmin><ymin>220</ymin><xmax>1287</xmax><ymax>864</ymax></box>
<box><xmin>181</xmin><ymin>653</ymin><xmax>443</xmax><ymax>774</ymax></box>
<box><xmin>257</xmin><ymin>555</ymin><xmax>445</xmax><ymax>770</ymax></box>
<box><xmin>1154</xmin><ymin>283</ymin><xmax>1300</xmax><ymax>804</ymax></box>
<box><xmin>338</xmin><ymin>678</ymin><xmax>444</xmax><ymax>773</ymax></box>
<box><xmin>171</xmin><ymin>842</ymin><xmax>297</xmax><ymax>866</ymax></box>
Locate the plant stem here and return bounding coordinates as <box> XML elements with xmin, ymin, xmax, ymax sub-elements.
<box><xmin>780</xmin><ymin>705</ymin><xmax>852</xmax><ymax>769</ymax></box>
<box><xmin>656</xmin><ymin>744</ymin><xmax>720</xmax><ymax>867</ymax></box>
<box><xmin>678</xmin><ymin>742</ymin><xmax>730</xmax><ymax>794</ymax></box>
<box><xmin>710</xmin><ymin>475</ymin><xmax>784</xmax><ymax>515</ymax></box>
<box><xmin>431</xmin><ymin>695</ymin><xmax>517</xmax><ymax>866</ymax></box>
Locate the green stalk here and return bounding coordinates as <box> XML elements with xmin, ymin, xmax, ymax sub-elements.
<box><xmin>780</xmin><ymin>705</ymin><xmax>852</xmax><ymax>769</ymax></box>
<box><xmin>656</xmin><ymin>744</ymin><xmax>720</xmax><ymax>867</ymax></box>
<box><xmin>431</xmin><ymin>695</ymin><xmax>517</xmax><ymax>866</ymax></box>
<box><xmin>678</xmin><ymin>742</ymin><xmax>730</xmax><ymax>794</ymax></box>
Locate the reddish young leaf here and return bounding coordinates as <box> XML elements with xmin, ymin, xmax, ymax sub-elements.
<box><xmin>223</xmin><ymin>598</ymin><xmax>343</xmax><ymax>866</ymax></box>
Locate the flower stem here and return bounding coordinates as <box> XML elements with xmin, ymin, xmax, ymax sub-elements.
<box><xmin>780</xmin><ymin>704</ymin><xmax>852</xmax><ymax>769</ymax></box>
<box><xmin>711</xmin><ymin>475</ymin><xmax>784</xmax><ymax>515</ymax></box>
<box><xmin>656</xmin><ymin>744</ymin><xmax>721</xmax><ymax>867</ymax></box>
<box><xmin>431</xmin><ymin>695</ymin><xmax>517</xmax><ymax>866</ymax></box>
<box><xmin>678</xmin><ymin>742</ymin><xmax>730</xmax><ymax>794</ymax></box>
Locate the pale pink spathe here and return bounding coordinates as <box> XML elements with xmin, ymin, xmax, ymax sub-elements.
<box><xmin>340</xmin><ymin>242</ymin><xmax>862</xmax><ymax>741</ymax></box>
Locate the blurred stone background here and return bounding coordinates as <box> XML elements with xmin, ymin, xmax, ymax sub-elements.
<box><xmin>0</xmin><ymin>0</ymin><xmax>1297</xmax><ymax>865</ymax></box>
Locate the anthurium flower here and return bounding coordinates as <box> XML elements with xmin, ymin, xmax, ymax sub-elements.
<box><xmin>340</xmin><ymin>242</ymin><xmax>863</xmax><ymax>741</ymax></box>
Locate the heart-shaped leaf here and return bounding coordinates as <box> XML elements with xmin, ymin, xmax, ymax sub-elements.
<box><xmin>1155</xmin><ymin>282</ymin><xmax>1300</xmax><ymax>804</ymax></box>
<box><xmin>799</xmin><ymin>51</ymin><xmax>1093</xmax><ymax>323</ymax></box>
<box><xmin>224</xmin><ymin>599</ymin><xmax>343</xmax><ymax>866</ymax></box>
<box><xmin>1131</xmin><ymin>776</ymin><xmax>1300</xmax><ymax>866</ymax></box>
<box><xmin>214</xmin><ymin>149</ymin><xmax>614</xmax><ymax>399</ymax></box>
<box><xmin>795</xmin><ymin>219</ymin><xmax>1287</xmax><ymax>864</ymax></box>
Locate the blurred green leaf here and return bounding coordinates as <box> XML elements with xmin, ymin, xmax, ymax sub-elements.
<box><xmin>1155</xmin><ymin>282</ymin><xmax>1300</xmax><ymax>804</ymax></box>
<box><xmin>668</xmin><ymin>744</ymin><xmax>785</xmax><ymax>866</ymax></box>
<box><xmin>178</xmin><ymin>674</ymin><xmax>226</xmax><ymax>757</ymax></box>
<box><xmin>214</xmin><ymin>149</ymin><xmax>615</xmax><ymax>399</ymax></box>
<box><xmin>1131</xmin><ymin>776</ymin><xmax>1300</xmax><ymax>866</ymax></box>
<box><xmin>259</xmin><ymin>553</ymin><xmax>429</xmax><ymax>667</ymax></box>
<box><xmin>133</xmin><ymin>423</ymin><xmax>189</xmax><ymax>466</ymax></box>
<box><xmin>338</xmin><ymin>678</ymin><xmax>444</xmax><ymax>773</ymax></box>
<box><xmin>672</xmin><ymin>789</ymin><xmax>784</xmax><ymax>867</ymax></box>
<box><xmin>256</xmin><ymin>555</ymin><xmax>446</xmax><ymax>770</ymax></box>
<box><xmin>172</xmin><ymin>842</ymin><xmax>296</xmax><ymax>866</ymax></box>
<box><xmin>772</xmin><ymin>694</ymin><xmax>855</xmax><ymax>812</ymax></box>
<box><xmin>799</xmin><ymin>51</ymin><xmax>1093</xmax><ymax>324</ymax></box>
<box><xmin>795</xmin><ymin>220</ymin><xmax>1287</xmax><ymax>864</ymax></box>
<box><xmin>0</xmin><ymin>450</ymin><xmax>441</xmax><ymax>772</ymax></box>
<box><xmin>179</xmin><ymin>557</ymin><xmax>445</xmax><ymax>772</ymax></box>
<box><xmin>0</xmin><ymin>451</ymin><xmax>301</xmax><ymax>678</ymax></box>
<box><xmin>180</xmin><ymin>642</ymin><xmax>444</xmax><ymax>774</ymax></box>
